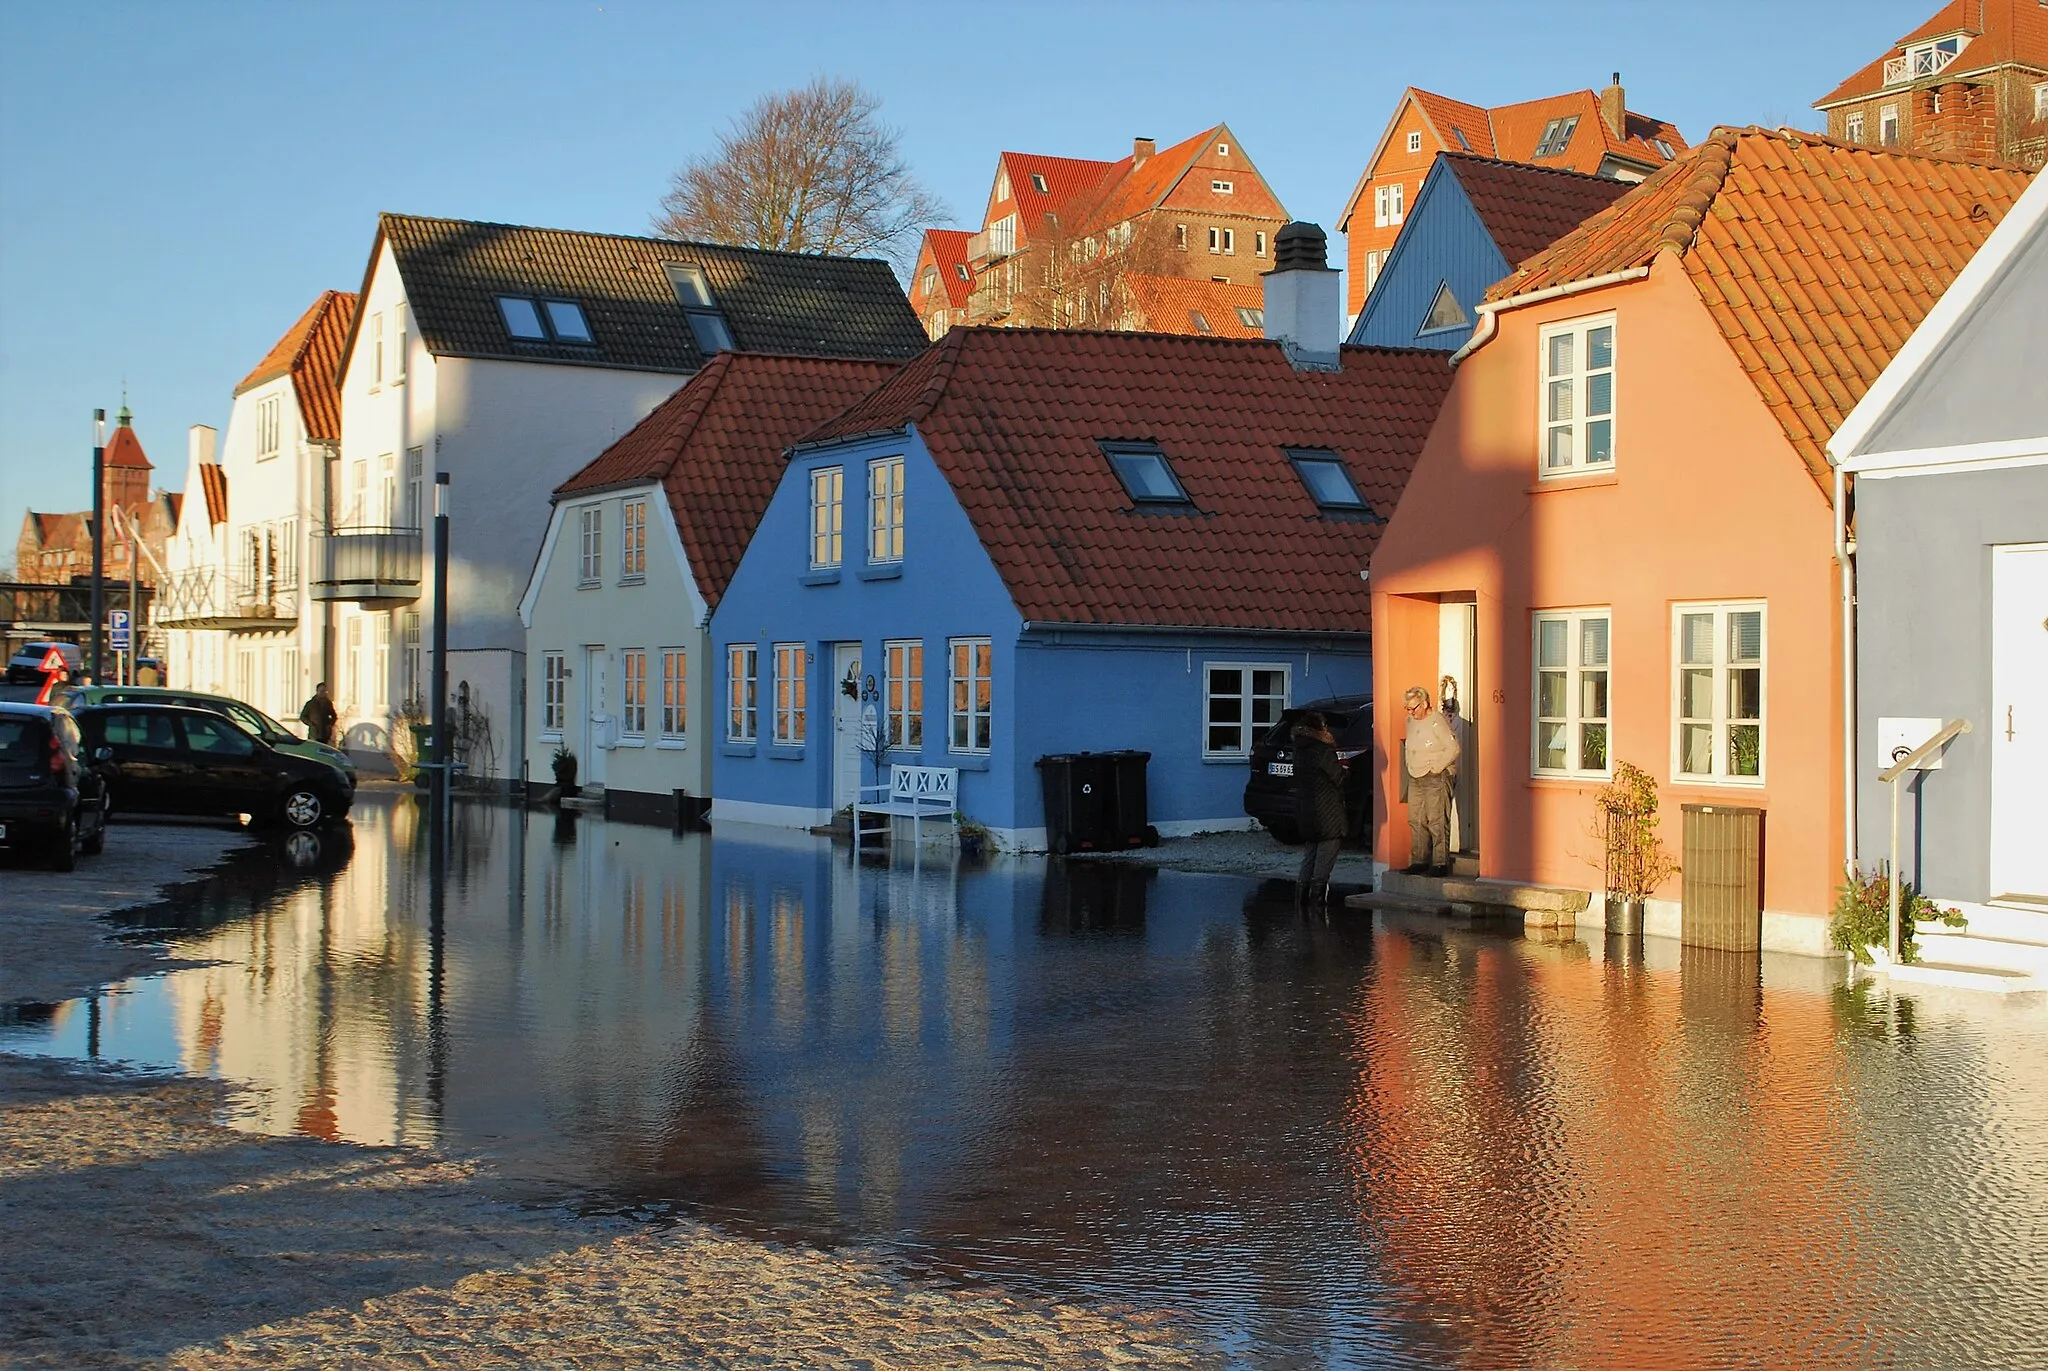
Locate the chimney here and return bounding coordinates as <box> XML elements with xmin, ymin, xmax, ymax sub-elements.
<box><xmin>1133</xmin><ymin>136</ymin><xmax>1155</xmax><ymax>167</ymax></box>
<box><xmin>1262</xmin><ymin>222</ymin><xmax>1342</xmax><ymax>371</ymax></box>
<box><xmin>1600</xmin><ymin>72</ymin><xmax>1626</xmax><ymax>140</ymax></box>
<box><xmin>188</xmin><ymin>424</ymin><xmax>217</xmax><ymax>470</ymax></box>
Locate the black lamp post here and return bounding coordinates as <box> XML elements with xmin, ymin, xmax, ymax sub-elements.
<box><xmin>430</xmin><ymin>472</ymin><xmax>451</xmax><ymax>833</ymax></box>
<box><xmin>88</xmin><ymin>409</ymin><xmax>106</xmax><ymax>680</ymax></box>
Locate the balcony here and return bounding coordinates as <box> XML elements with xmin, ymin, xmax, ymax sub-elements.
<box><xmin>155</xmin><ymin>564</ymin><xmax>296</xmax><ymax>630</ymax></box>
<box><xmin>310</xmin><ymin>526</ymin><xmax>422</xmax><ymax>606</ymax></box>
<box><xmin>1884</xmin><ymin>44</ymin><xmax>1959</xmax><ymax>86</ymax></box>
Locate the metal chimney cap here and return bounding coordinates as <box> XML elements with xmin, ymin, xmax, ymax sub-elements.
<box><xmin>1272</xmin><ymin>221</ymin><xmax>1329</xmax><ymax>272</ymax></box>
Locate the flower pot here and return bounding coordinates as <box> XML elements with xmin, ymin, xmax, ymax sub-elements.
<box><xmin>1604</xmin><ymin>896</ymin><xmax>1645</xmax><ymax>936</ymax></box>
<box><xmin>551</xmin><ymin>756</ymin><xmax>579</xmax><ymax>797</ymax></box>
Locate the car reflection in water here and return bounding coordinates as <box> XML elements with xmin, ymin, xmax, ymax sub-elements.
<box><xmin>5</xmin><ymin>790</ymin><xmax>2047</xmax><ymax>1368</ymax></box>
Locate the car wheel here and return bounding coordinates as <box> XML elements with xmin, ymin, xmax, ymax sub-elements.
<box><xmin>48</xmin><ymin>814</ymin><xmax>77</xmax><ymax>872</ymax></box>
<box><xmin>280</xmin><ymin>787</ymin><xmax>326</xmax><ymax>830</ymax></box>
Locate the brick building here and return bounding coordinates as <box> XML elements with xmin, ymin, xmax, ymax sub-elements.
<box><xmin>13</xmin><ymin>406</ymin><xmax>180</xmax><ymax>588</ymax></box>
<box><xmin>1814</xmin><ymin>0</ymin><xmax>2048</xmax><ymax>170</ymax></box>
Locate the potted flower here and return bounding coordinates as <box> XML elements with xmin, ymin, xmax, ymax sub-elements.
<box><xmin>551</xmin><ymin>744</ymin><xmax>579</xmax><ymax>797</ymax></box>
<box><xmin>1828</xmin><ymin>866</ymin><xmax>1965</xmax><ymax>964</ymax></box>
<box><xmin>955</xmin><ymin>813</ymin><xmax>993</xmax><ymax>860</ymax></box>
<box><xmin>1595</xmin><ymin>761</ymin><xmax>1678</xmax><ymax>935</ymax></box>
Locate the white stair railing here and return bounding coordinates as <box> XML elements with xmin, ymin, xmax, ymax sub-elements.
<box><xmin>1878</xmin><ymin>718</ymin><xmax>1971</xmax><ymax>963</ymax></box>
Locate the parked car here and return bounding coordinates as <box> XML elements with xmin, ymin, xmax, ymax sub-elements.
<box><xmin>1242</xmin><ymin>693</ymin><xmax>1373</xmax><ymax>846</ymax></box>
<box><xmin>66</xmin><ymin>684</ymin><xmax>357</xmax><ymax>787</ymax></box>
<box><xmin>0</xmin><ymin>699</ymin><xmax>109</xmax><ymax>870</ymax></box>
<box><xmin>5</xmin><ymin>640</ymin><xmax>84</xmax><ymax>688</ymax></box>
<box><xmin>75</xmin><ymin>703</ymin><xmax>353</xmax><ymax>830</ymax></box>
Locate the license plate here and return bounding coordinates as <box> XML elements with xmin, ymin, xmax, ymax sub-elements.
<box><xmin>1267</xmin><ymin>762</ymin><xmax>1293</xmax><ymax>777</ymax></box>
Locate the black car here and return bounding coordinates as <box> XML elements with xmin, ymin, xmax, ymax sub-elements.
<box><xmin>0</xmin><ymin>700</ymin><xmax>109</xmax><ymax>870</ymax></box>
<box><xmin>1241</xmin><ymin>693</ymin><xmax>1374</xmax><ymax>846</ymax></box>
<box><xmin>76</xmin><ymin>703</ymin><xmax>353</xmax><ymax>830</ymax></box>
<box><xmin>5</xmin><ymin>640</ymin><xmax>84</xmax><ymax>689</ymax></box>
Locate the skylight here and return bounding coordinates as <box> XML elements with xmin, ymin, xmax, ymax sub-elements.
<box><xmin>1031</xmin><ymin>172</ymin><xmax>1049</xmax><ymax>193</ymax></box>
<box><xmin>1453</xmin><ymin>128</ymin><xmax>1472</xmax><ymax>152</ymax></box>
<box><xmin>498</xmin><ymin>296</ymin><xmax>546</xmax><ymax>340</ymax></box>
<box><xmin>1287</xmin><ymin>449</ymin><xmax>1369</xmax><ymax>512</ymax></box>
<box><xmin>664</xmin><ymin>262</ymin><xmax>737</xmax><ymax>355</ymax></box>
<box><xmin>1654</xmin><ymin>138</ymin><xmax>1675</xmax><ymax>159</ymax></box>
<box><xmin>1235</xmin><ymin>306</ymin><xmax>1264</xmax><ymax>329</ymax></box>
<box><xmin>1189</xmin><ymin>310</ymin><xmax>1213</xmax><ymax>334</ymax></box>
<box><xmin>498</xmin><ymin>295</ymin><xmax>595</xmax><ymax>345</ymax></box>
<box><xmin>545</xmin><ymin>300</ymin><xmax>592</xmax><ymax>342</ymax></box>
<box><xmin>1103</xmin><ymin>442</ymin><xmax>1190</xmax><ymax>505</ymax></box>
<box><xmin>1534</xmin><ymin>115</ymin><xmax>1580</xmax><ymax>158</ymax></box>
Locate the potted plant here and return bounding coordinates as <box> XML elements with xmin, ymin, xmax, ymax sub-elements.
<box><xmin>551</xmin><ymin>744</ymin><xmax>579</xmax><ymax>797</ymax></box>
<box><xmin>1828</xmin><ymin>866</ymin><xmax>1965</xmax><ymax>965</ymax></box>
<box><xmin>1594</xmin><ymin>761</ymin><xmax>1678</xmax><ymax>935</ymax></box>
<box><xmin>955</xmin><ymin>813</ymin><xmax>993</xmax><ymax>860</ymax></box>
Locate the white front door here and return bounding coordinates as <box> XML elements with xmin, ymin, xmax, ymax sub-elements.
<box><xmin>1990</xmin><ymin>544</ymin><xmax>2048</xmax><ymax>899</ymax></box>
<box><xmin>1439</xmin><ymin>600</ymin><xmax>1479</xmax><ymax>855</ymax></box>
<box><xmin>582</xmin><ymin>645</ymin><xmax>609</xmax><ymax>788</ymax></box>
<box><xmin>833</xmin><ymin>643</ymin><xmax>867</xmax><ymax>812</ymax></box>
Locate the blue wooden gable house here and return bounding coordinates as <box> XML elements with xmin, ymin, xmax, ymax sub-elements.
<box><xmin>1349</xmin><ymin>153</ymin><xmax>1631</xmax><ymax>352</ymax></box>
<box><xmin>709</xmin><ymin>242</ymin><xmax>1454</xmax><ymax>850</ymax></box>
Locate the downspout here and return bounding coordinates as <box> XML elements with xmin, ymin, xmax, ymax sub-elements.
<box><xmin>1833</xmin><ymin>461</ymin><xmax>1857</xmax><ymax>876</ymax></box>
<box><xmin>1450</xmin><ymin>266</ymin><xmax>1652</xmax><ymax>366</ymax></box>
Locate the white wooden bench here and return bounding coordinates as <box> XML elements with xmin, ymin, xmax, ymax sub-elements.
<box><xmin>853</xmin><ymin>764</ymin><xmax>959</xmax><ymax>847</ymax></box>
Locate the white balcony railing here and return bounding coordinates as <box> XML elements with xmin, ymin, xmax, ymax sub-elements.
<box><xmin>156</xmin><ymin>562</ymin><xmax>297</xmax><ymax>629</ymax></box>
<box><xmin>1884</xmin><ymin>44</ymin><xmax>1959</xmax><ymax>86</ymax></box>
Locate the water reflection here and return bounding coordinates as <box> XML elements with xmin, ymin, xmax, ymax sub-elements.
<box><xmin>5</xmin><ymin>793</ymin><xmax>2046</xmax><ymax>1367</ymax></box>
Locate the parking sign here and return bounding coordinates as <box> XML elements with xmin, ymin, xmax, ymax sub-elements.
<box><xmin>109</xmin><ymin>609</ymin><xmax>131</xmax><ymax>651</ymax></box>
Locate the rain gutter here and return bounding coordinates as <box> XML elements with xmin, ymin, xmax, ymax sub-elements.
<box><xmin>1449</xmin><ymin>267</ymin><xmax>1652</xmax><ymax>367</ymax></box>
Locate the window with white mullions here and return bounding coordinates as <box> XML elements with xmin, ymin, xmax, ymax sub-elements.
<box><xmin>543</xmin><ymin>652</ymin><xmax>566</xmax><ymax>732</ymax></box>
<box><xmin>810</xmin><ymin>467</ymin><xmax>843</xmax><ymax>569</ymax></box>
<box><xmin>1541</xmin><ymin>315</ymin><xmax>1615</xmax><ymax>474</ymax></box>
<box><xmin>578</xmin><ymin>506</ymin><xmax>602</xmax><ymax>583</ymax></box>
<box><xmin>772</xmin><ymin>643</ymin><xmax>806</xmax><ymax>745</ymax></box>
<box><xmin>949</xmin><ymin>637</ymin><xmax>992</xmax><ymax>753</ymax></box>
<box><xmin>621</xmin><ymin>651</ymin><xmax>647</xmax><ymax>736</ymax></box>
<box><xmin>622</xmin><ymin>499</ymin><xmax>647</xmax><ymax>579</ymax></box>
<box><xmin>868</xmin><ymin>457</ymin><xmax>904</xmax><ymax>562</ymax></box>
<box><xmin>1675</xmin><ymin>604</ymin><xmax>1764</xmax><ymax>781</ymax></box>
<box><xmin>1205</xmin><ymin>664</ymin><xmax>1288</xmax><ymax>758</ymax></box>
<box><xmin>1533</xmin><ymin>610</ymin><xmax>1610</xmax><ymax>777</ymax></box>
<box><xmin>884</xmin><ymin>639</ymin><xmax>923</xmax><ymax>748</ymax></box>
<box><xmin>660</xmin><ymin>649</ymin><xmax>686</xmax><ymax>738</ymax></box>
<box><xmin>727</xmin><ymin>644</ymin><xmax>758</xmax><ymax>742</ymax></box>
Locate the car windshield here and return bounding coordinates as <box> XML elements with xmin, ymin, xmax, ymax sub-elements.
<box><xmin>227</xmin><ymin>702</ymin><xmax>293</xmax><ymax>741</ymax></box>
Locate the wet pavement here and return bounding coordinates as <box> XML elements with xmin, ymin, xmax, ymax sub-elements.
<box><xmin>5</xmin><ymin>790</ymin><xmax>2047</xmax><ymax>1368</ymax></box>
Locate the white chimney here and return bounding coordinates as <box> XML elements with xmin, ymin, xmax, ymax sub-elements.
<box><xmin>188</xmin><ymin>424</ymin><xmax>217</xmax><ymax>467</ymax></box>
<box><xmin>1262</xmin><ymin>221</ymin><xmax>1342</xmax><ymax>370</ymax></box>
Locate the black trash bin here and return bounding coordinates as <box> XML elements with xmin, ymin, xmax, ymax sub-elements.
<box><xmin>1101</xmin><ymin>749</ymin><xmax>1158</xmax><ymax>848</ymax></box>
<box><xmin>1037</xmin><ymin>752</ymin><xmax>1117</xmax><ymax>853</ymax></box>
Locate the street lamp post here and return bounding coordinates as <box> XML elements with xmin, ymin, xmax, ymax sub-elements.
<box><xmin>88</xmin><ymin>409</ymin><xmax>106</xmax><ymax>681</ymax></box>
<box><xmin>430</xmin><ymin>473</ymin><xmax>451</xmax><ymax>833</ymax></box>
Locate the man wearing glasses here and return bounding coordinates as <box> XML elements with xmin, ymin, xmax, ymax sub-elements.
<box><xmin>1402</xmin><ymin>685</ymin><xmax>1460</xmax><ymax>877</ymax></box>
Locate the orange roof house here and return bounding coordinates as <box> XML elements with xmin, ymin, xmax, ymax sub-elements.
<box><xmin>1338</xmin><ymin>78</ymin><xmax>1688</xmax><ymax>314</ymax></box>
<box><xmin>1814</xmin><ymin>0</ymin><xmax>2048</xmax><ymax>168</ymax></box>
<box><xmin>911</xmin><ymin>125</ymin><xmax>1290</xmax><ymax>337</ymax></box>
<box><xmin>1364</xmin><ymin>128</ymin><xmax>2031</xmax><ymax>955</ymax></box>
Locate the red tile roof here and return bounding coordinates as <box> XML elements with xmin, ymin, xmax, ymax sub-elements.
<box><xmin>198</xmin><ymin>463</ymin><xmax>229</xmax><ymax>527</ymax></box>
<box><xmin>104</xmin><ymin>419</ymin><xmax>150</xmax><ymax>470</ymax></box>
<box><xmin>803</xmin><ymin>328</ymin><xmax>1455</xmax><ymax>631</ymax></box>
<box><xmin>1124</xmin><ymin>274</ymin><xmax>1266</xmax><ymax>337</ymax></box>
<box><xmin>1817</xmin><ymin>0</ymin><xmax>2048</xmax><ymax>107</ymax></box>
<box><xmin>1485</xmin><ymin>126</ymin><xmax>2034</xmax><ymax>492</ymax></box>
<box><xmin>1439</xmin><ymin>154</ymin><xmax>1636</xmax><ymax>267</ymax></box>
<box><xmin>236</xmin><ymin>290</ymin><xmax>358</xmax><ymax>442</ymax></box>
<box><xmin>919</xmin><ymin>229</ymin><xmax>973</xmax><ymax>310</ymax></box>
<box><xmin>1412</xmin><ymin>90</ymin><xmax>1496</xmax><ymax>157</ymax></box>
<box><xmin>553</xmin><ymin>352</ymin><xmax>900</xmax><ymax>608</ymax></box>
<box><xmin>1001</xmin><ymin>151</ymin><xmax>1122</xmax><ymax>240</ymax></box>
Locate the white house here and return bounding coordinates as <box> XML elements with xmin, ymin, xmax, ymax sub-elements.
<box><xmin>332</xmin><ymin>214</ymin><xmax>926</xmax><ymax>790</ymax></box>
<box><xmin>520</xmin><ymin>352</ymin><xmax>904</xmax><ymax>823</ymax></box>
<box><xmin>160</xmin><ymin>290</ymin><xmax>354</xmax><ymax>724</ymax></box>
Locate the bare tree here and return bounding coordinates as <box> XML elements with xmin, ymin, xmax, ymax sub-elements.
<box><xmin>655</xmin><ymin>78</ymin><xmax>947</xmax><ymax>272</ymax></box>
<box><xmin>995</xmin><ymin>179</ymin><xmax>1187</xmax><ymax>330</ymax></box>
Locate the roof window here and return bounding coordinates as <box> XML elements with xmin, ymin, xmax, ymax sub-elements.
<box><xmin>1189</xmin><ymin>309</ymin><xmax>1213</xmax><ymax>333</ymax></box>
<box><xmin>1030</xmin><ymin>172</ymin><xmax>1049</xmax><ymax>193</ymax></box>
<box><xmin>1653</xmin><ymin>137</ymin><xmax>1675</xmax><ymax>159</ymax></box>
<box><xmin>545</xmin><ymin>300</ymin><xmax>592</xmax><ymax>342</ymax></box>
<box><xmin>1420</xmin><ymin>282</ymin><xmax>1468</xmax><ymax>334</ymax></box>
<box><xmin>1534</xmin><ymin>115</ymin><xmax>1579</xmax><ymax>158</ymax></box>
<box><xmin>954</xmin><ymin>263</ymin><xmax>970</xmax><ymax>280</ymax></box>
<box><xmin>1103</xmin><ymin>441</ymin><xmax>1191</xmax><ymax>505</ymax></box>
<box><xmin>1453</xmin><ymin>128</ymin><xmax>1472</xmax><ymax>152</ymax></box>
<box><xmin>1235</xmin><ymin>306</ymin><xmax>1264</xmax><ymax>329</ymax></box>
<box><xmin>498</xmin><ymin>296</ymin><xmax>546</xmax><ymax>340</ymax></box>
<box><xmin>663</xmin><ymin>263</ymin><xmax>736</xmax><ymax>355</ymax></box>
<box><xmin>1287</xmin><ymin>449</ymin><xmax>1370</xmax><ymax>512</ymax></box>
<box><xmin>499</xmin><ymin>295</ymin><xmax>595</xmax><ymax>345</ymax></box>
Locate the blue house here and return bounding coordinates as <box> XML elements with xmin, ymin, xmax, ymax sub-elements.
<box><xmin>710</xmin><ymin>243</ymin><xmax>1454</xmax><ymax>850</ymax></box>
<box><xmin>1349</xmin><ymin>153</ymin><xmax>1630</xmax><ymax>352</ymax></box>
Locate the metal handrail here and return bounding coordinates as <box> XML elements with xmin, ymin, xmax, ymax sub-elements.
<box><xmin>1879</xmin><ymin>717</ymin><xmax>1970</xmax><ymax>963</ymax></box>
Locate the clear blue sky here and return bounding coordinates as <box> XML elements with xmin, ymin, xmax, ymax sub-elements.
<box><xmin>0</xmin><ymin>0</ymin><xmax>1937</xmax><ymax>538</ymax></box>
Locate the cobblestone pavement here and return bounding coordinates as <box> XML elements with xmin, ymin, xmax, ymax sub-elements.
<box><xmin>0</xmin><ymin>819</ymin><xmax>256</xmax><ymax>1007</ymax></box>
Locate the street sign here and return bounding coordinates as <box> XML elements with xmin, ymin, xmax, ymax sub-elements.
<box><xmin>35</xmin><ymin>648</ymin><xmax>66</xmax><ymax>705</ymax></box>
<box><xmin>109</xmin><ymin>609</ymin><xmax>131</xmax><ymax>651</ymax></box>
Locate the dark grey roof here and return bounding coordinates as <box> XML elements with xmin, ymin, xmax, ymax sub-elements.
<box><xmin>358</xmin><ymin>214</ymin><xmax>929</xmax><ymax>378</ymax></box>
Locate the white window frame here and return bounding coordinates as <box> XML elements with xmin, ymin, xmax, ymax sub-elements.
<box><xmin>1364</xmin><ymin>249</ymin><xmax>1389</xmax><ymax>291</ymax></box>
<box><xmin>256</xmin><ymin>394</ymin><xmax>282</xmax><ymax>459</ymax></box>
<box><xmin>1211</xmin><ymin>179</ymin><xmax>1234</xmax><ymax>193</ymax></box>
<box><xmin>1672</xmin><ymin>601</ymin><xmax>1766</xmax><ymax>786</ymax></box>
<box><xmin>1207</xmin><ymin>226</ymin><xmax>1221</xmax><ymax>253</ymax></box>
<box><xmin>1204</xmin><ymin>663</ymin><xmax>1289</xmax><ymax>760</ymax></box>
<box><xmin>372</xmin><ymin>311</ymin><xmax>385</xmax><ymax>385</ymax></box>
<box><xmin>659</xmin><ymin>648</ymin><xmax>687</xmax><ymax>740</ymax></box>
<box><xmin>810</xmin><ymin>466</ymin><xmax>843</xmax><ymax>569</ymax></box>
<box><xmin>726</xmin><ymin>644</ymin><xmax>758</xmax><ymax>743</ymax></box>
<box><xmin>1221</xmin><ymin>227</ymin><xmax>1235</xmax><ymax>255</ymax></box>
<box><xmin>1176</xmin><ymin>224</ymin><xmax>1188</xmax><ymax>251</ymax></box>
<box><xmin>1255</xmin><ymin>230</ymin><xmax>1267</xmax><ymax>258</ymax></box>
<box><xmin>1407</xmin><ymin>131</ymin><xmax>1423</xmax><ymax>153</ymax></box>
<box><xmin>394</xmin><ymin>303</ymin><xmax>407</xmax><ymax>380</ymax></box>
<box><xmin>403</xmin><ymin>611</ymin><xmax>421</xmax><ymax>706</ymax></box>
<box><xmin>373</xmin><ymin>615</ymin><xmax>390</xmax><ymax>708</ymax></box>
<box><xmin>277</xmin><ymin>516</ymin><xmax>298</xmax><ymax>589</ymax></box>
<box><xmin>948</xmin><ymin>637</ymin><xmax>992</xmax><ymax>755</ymax></box>
<box><xmin>2034</xmin><ymin>82</ymin><xmax>2048</xmax><ymax>121</ymax></box>
<box><xmin>1374</xmin><ymin>181</ymin><xmax>1404</xmax><ymax>228</ymax></box>
<box><xmin>543</xmin><ymin>651</ymin><xmax>567</xmax><ymax>734</ymax></box>
<box><xmin>1845</xmin><ymin>112</ymin><xmax>1866</xmax><ymax>143</ymax></box>
<box><xmin>883</xmin><ymin>638</ymin><xmax>923</xmax><ymax>750</ymax></box>
<box><xmin>868</xmin><ymin>456</ymin><xmax>904</xmax><ymax>564</ymax></box>
<box><xmin>1879</xmin><ymin>104</ymin><xmax>1899</xmax><ymax>145</ymax></box>
<box><xmin>1538</xmin><ymin>313</ymin><xmax>1616</xmax><ymax>477</ymax></box>
<box><xmin>1531</xmin><ymin>609</ymin><xmax>1612</xmax><ymax>778</ymax></box>
<box><xmin>621</xmin><ymin>650</ymin><xmax>647</xmax><ymax>737</ymax></box>
<box><xmin>771</xmin><ymin>642</ymin><xmax>806</xmax><ymax>746</ymax></box>
<box><xmin>621</xmin><ymin>498</ymin><xmax>647</xmax><ymax>580</ymax></box>
<box><xmin>578</xmin><ymin>505</ymin><xmax>602</xmax><ymax>584</ymax></box>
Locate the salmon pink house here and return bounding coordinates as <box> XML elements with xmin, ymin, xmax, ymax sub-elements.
<box><xmin>1367</xmin><ymin>127</ymin><xmax>2031</xmax><ymax>954</ymax></box>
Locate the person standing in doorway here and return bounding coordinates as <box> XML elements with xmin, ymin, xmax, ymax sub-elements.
<box><xmin>1403</xmin><ymin>685</ymin><xmax>1460</xmax><ymax>876</ymax></box>
<box><xmin>300</xmin><ymin>681</ymin><xmax>338</xmax><ymax>747</ymax></box>
<box><xmin>1293</xmin><ymin>710</ymin><xmax>1348</xmax><ymax>908</ymax></box>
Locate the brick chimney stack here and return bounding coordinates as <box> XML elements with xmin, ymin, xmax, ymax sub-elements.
<box><xmin>1133</xmin><ymin>136</ymin><xmax>1155</xmax><ymax>168</ymax></box>
<box><xmin>1600</xmin><ymin>72</ymin><xmax>1626</xmax><ymax>140</ymax></box>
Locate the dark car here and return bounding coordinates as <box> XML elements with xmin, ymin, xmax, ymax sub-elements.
<box><xmin>1242</xmin><ymin>693</ymin><xmax>1373</xmax><ymax>846</ymax></box>
<box><xmin>76</xmin><ymin>703</ymin><xmax>353</xmax><ymax>830</ymax></box>
<box><xmin>66</xmin><ymin>684</ymin><xmax>357</xmax><ymax>787</ymax></box>
<box><xmin>0</xmin><ymin>700</ymin><xmax>109</xmax><ymax>870</ymax></box>
<box><xmin>5</xmin><ymin>640</ymin><xmax>85</xmax><ymax>689</ymax></box>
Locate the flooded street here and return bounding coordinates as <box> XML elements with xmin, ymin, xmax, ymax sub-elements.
<box><xmin>7</xmin><ymin>791</ymin><xmax>2047</xmax><ymax>1368</ymax></box>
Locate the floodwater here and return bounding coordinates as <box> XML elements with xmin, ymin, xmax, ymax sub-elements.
<box><xmin>6</xmin><ymin>792</ymin><xmax>2047</xmax><ymax>1369</ymax></box>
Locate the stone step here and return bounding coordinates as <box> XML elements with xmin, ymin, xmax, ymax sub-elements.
<box><xmin>1377</xmin><ymin>871</ymin><xmax>1588</xmax><ymax>928</ymax></box>
<box><xmin>1872</xmin><ymin>961</ymin><xmax>2044</xmax><ymax>996</ymax></box>
<box><xmin>1345</xmin><ymin>890</ymin><xmax>1455</xmax><ymax>917</ymax></box>
<box><xmin>1920</xmin><ymin>903</ymin><xmax>2048</xmax><ymax>947</ymax></box>
<box><xmin>1915</xmin><ymin>931</ymin><xmax>2048</xmax><ymax>977</ymax></box>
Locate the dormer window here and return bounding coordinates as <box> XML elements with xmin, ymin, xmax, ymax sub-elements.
<box><xmin>1103</xmin><ymin>441</ymin><xmax>1190</xmax><ymax>506</ymax></box>
<box><xmin>1287</xmin><ymin>449</ymin><xmax>1370</xmax><ymax>512</ymax></box>
<box><xmin>1534</xmin><ymin>116</ymin><xmax>1580</xmax><ymax>158</ymax></box>
<box><xmin>498</xmin><ymin>296</ymin><xmax>594</xmax><ymax>345</ymax></box>
<box><xmin>1030</xmin><ymin>172</ymin><xmax>1049</xmax><ymax>193</ymax></box>
<box><xmin>663</xmin><ymin>263</ymin><xmax>736</xmax><ymax>354</ymax></box>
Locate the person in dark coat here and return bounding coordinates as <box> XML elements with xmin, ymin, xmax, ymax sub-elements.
<box><xmin>299</xmin><ymin>681</ymin><xmax>338</xmax><ymax>747</ymax></box>
<box><xmin>1293</xmin><ymin>711</ymin><xmax>1348</xmax><ymax>907</ymax></box>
